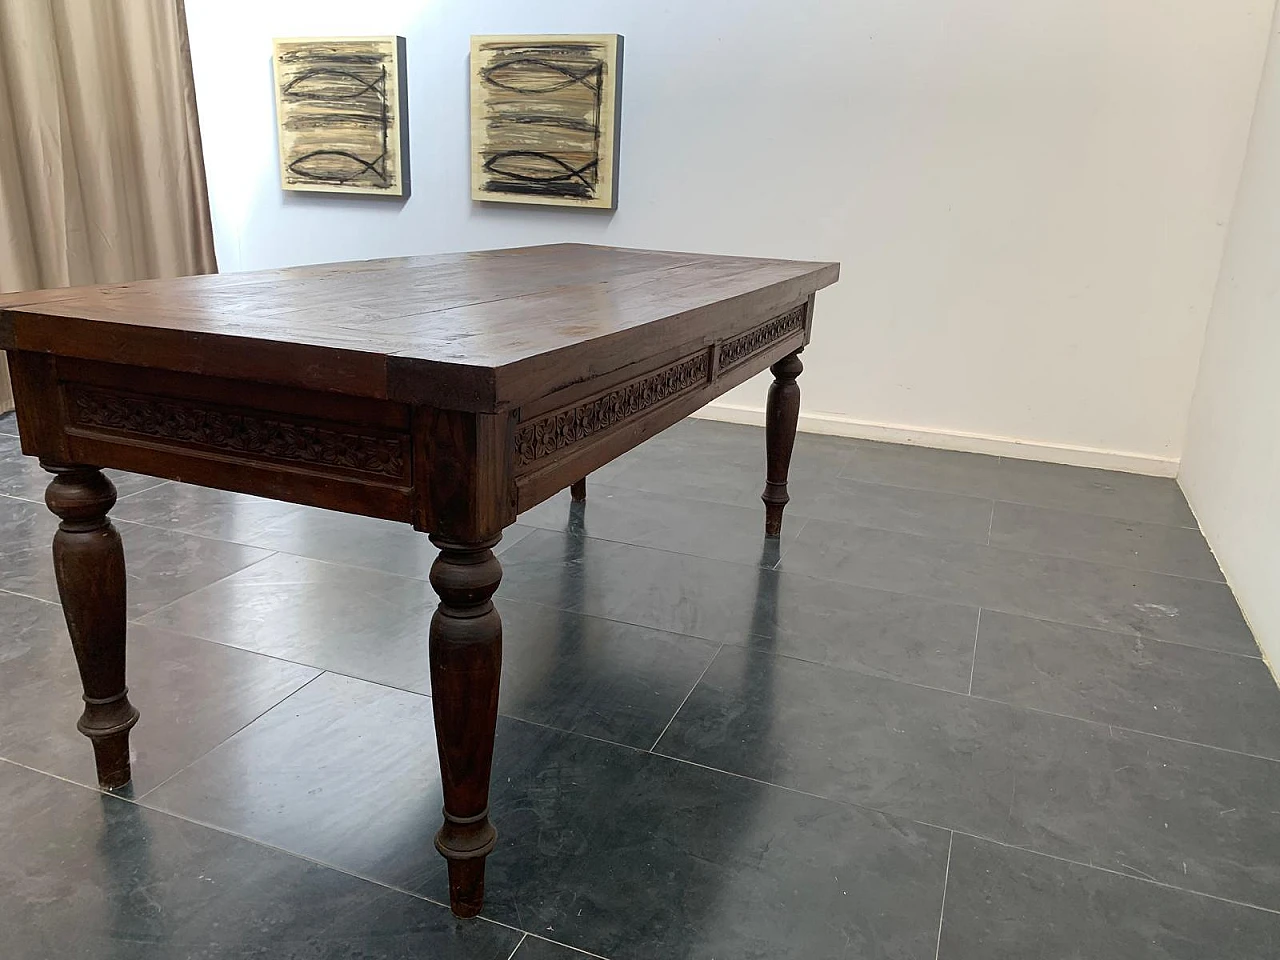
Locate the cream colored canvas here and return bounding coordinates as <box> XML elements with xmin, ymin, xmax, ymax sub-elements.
<box><xmin>273</xmin><ymin>36</ymin><xmax>409</xmax><ymax>197</ymax></box>
<box><xmin>470</xmin><ymin>34</ymin><xmax>622</xmax><ymax>209</ymax></box>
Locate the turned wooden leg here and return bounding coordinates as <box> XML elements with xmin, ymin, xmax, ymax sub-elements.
<box><xmin>762</xmin><ymin>349</ymin><xmax>803</xmax><ymax>537</ymax></box>
<box><xmin>42</xmin><ymin>463</ymin><xmax>138</xmax><ymax>789</ymax></box>
<box><xmin>570</xmin><ymin>477</ymin><xmax>587</xmax><ymax>502</ymax></box>
<box><xmin>428</xmin><ymin>534</ymin><xmax>503</xmax><ymax>918</ymax></box>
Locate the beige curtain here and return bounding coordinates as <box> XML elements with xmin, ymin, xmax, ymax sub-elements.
<box><xmin>0</xmin><ymin>0</ymin><xmax>216</xmax><ymax>412</ymax></box>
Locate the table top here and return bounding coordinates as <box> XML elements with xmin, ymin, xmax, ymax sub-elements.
<box><xmin>1</xmin><ymin>244</ymin><xmax>838</xmax><ymax>410</ymax></box>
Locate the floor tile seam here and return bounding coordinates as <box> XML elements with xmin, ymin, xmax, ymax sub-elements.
<box><xmin>131</xmin><ymin>780</ymin><xmax>612</xmax><ymax>955</ymax></box>
<box><xmin>112</xmin><ymin>478</ymin><xmax>172</xmax><ymax>500</ymax></box>
<box><xmin>516</xmin><ymin>523</ymin><xmax>788</xmax><ymax>573</ymax></box>
<box><xmin>1012</xmin><ymin>621</ymin><xmax>1261</xmax><ymax>662</ymax></box>
<box><xmin>505</xmin><ymin>933</ymin><xmax>528</xmax><ymax>960</ymax></box>
<box><xmin>713</xmin><ymin>628</ymin><xmax>1279</xmax><ymax>759</ymax></box>
<box><xmin>488</xmin><ymin>593</ymin><xmax>728</xmax><ymax>649</ymax></box>
<box><xmin>113</xmin><ymin>479</ymin><xmax>174</xmax><ymax>501</ymax></box>
<box><xmin>0</xmin><ymin>585</ymin><xmax>60</xmax><ymax>606</ymax></box>
<box><xmin>126</xmin><ymin>615</ymin><xmax>345</xmax><ymax>675</ymax></box>
<box><xmin>536</xmin><ymin>479</ymin><xmax>761</xmax><ymax>517</ymax></box>
<box><xmin>132</xmin><ymin>527</ymin><xmax>445</xmax><ymax>583</ymax></box>
<box><xmin>991</xmin><ymin>494</ymin><xmax>1201</xmax><ymax>533</ymax></box>
<box><xmin>112</xmin><ymin>514</ymin><xmax>294</xmax><ymax>552</ymax></box>
<box><xmin>15</xmin><ymin>752</ymin><xmax>1274</xmax><ymax>934</ymax></box>
<box><xmin>987</xmin><ymin>497</ymin><xmax>1208</xmax><ymax>535</ymax></box>
<box><xmin>984</xmin><ymin>502</ymin><xmax>994</xmax><ymax>546</ymax></box>
<box><xmin>991</xmin><ymin>548</ymin><xmax>1228</xmax><ymax>584</ymax></box>
<box><xmin>14</xmin><ymin>492</ymin><xmax>520</xmax><ymax>583</ymax></box>
<box><xmin>137</xmin><ymin>589</ymin><xmax>726</xmax><ymax>698</ymax></box>
<box><xmin>108</xmin><ymin>612</ymin><xmax>1280</xmax><ymax>776</ymax></box>
<box><xmin>831</xmin><ymin>470</ymin><xmax>993</xmax><ymax>499</ymax></box>
<box><xmin>966</xmin><ymin>609</ymin><xmax>982</xmax><ymax>696</ymax></box>
<box><xmin>497</xmin><ymin>710</ymin><xmax>653</xmax><ymax>757</ymax></box>
<box><xmin>648</xmin><ymin>644</ymin><xmax>725</xmax><ymax>752</ymax></box>
<box><xmin>0</xmin><ymin>754</ymin><xmax>105</xmax><ymax>791</ymax></box>
<box><xmin>27</xmin><ymin>481</ymin><xmax>1213</xmax><ymax>585</ymax></box>
<box><xmin>111</xmin><ymin>525</ymin><xmax>568</xmax><ymax>593</ymax></box>
<box><xmin>24</xmin><ymin>641</ymin><xmax>1268</xmax><ymax>877</ymax></box>
<box><xmin>121</xmin><ymin>788</ymin><xmax>538</xmax><ymax>939</ymax></box>
<box><xmin>772</xmin><ymin>517</ymin><xmax>810</xmax><ymax>569</ymax></box>
<box><xmin>945</xmin><ymin>829</ymin><xmax>1280</xmax><ymax>917</ymax></box>
<box><xmin>133</xmin><ymin>672</ymin><xmax>327</xmax><ymax>802</ymax></box>
<box><xmin>1</xmin><ymin>477</ymin><xmax>167</xmax><ymax>506</ymax></box>
<box><xmin>109</xmin><ymin>513</ymin><xmax>313</xmax><ymax>555</ymax></box>
<box><xmin>719</xmin><ymin>637</ymin><xmax>971</xmax><ymax>697</ymax></box>
<box><xmin>933</xmin><ymin>832</ymin><xmax>954</xmax><ymax>960</ymax></box>
<box><xmin>132</xmin><ymin>550</ymin><xmax>283</xmax><ymax>622</ymax></box>
<box><xmin>793</xmin><ymin>513</ymin><xmax>1230</xmax><ymax>586</ymax></box>
<box><xmin>962</xmin><ymin>691</ymin><xmax>1280</xmax><ymax>765</ymax></box>
<box><xmin>497</xmin><ymin>525</ymin><xmax>539</xmax><ymax>557</ymax></box>
<box><xmin>524</xmin><ymin>933</ymin><xmax>611</xmax><ymax>959</ymax></box>
<box><xmin>498</xmin><ymin>537</ymin><xmax>1011</xmax><ymax>637</ymax></box>
<box><xmin>767</xmin><ymin>562</ymin><xmax>1259</xmax><ymax>658</ymax></box>
<box><xmin>72</xmin><ymin>578</ymin><xmax>1280</xmax><ymax>768</ymax></box>
<box><xmin>830</xmin><ymin>469</ymin><xmax>1200</xmax><ymax>533</ymax></box>
<box><xmin>647</xmin><ymin>751</ymin><xmax>1280</xmax><ymax>916</ymax></box>
<box><xmin>590</xmin><ymin>479</ymin><xmax>996</xmax><ymax>545</ymax></box>
<box><xmin>137</xmin><ymin>637</ymin><xmax>439</xmax><ymax>703</ymax></box>
<box><xmin>103</xmin><ymin>648</ymin><xmax>656</xmax><ymax>762</ymax></box>
<box><xmin>979</xmin><ymin>514</ymin><xmax>1226</xmax><ymax>585</ymax></box>
<box><xmin>261</xmin><ymin>574</ymin><xmax>1262</xmax><ymax>730</ymax></box>
<box><xmin>106</xmin><ymin>489</ymin><xmax>1222</xmax><ymax>604</ymax></box>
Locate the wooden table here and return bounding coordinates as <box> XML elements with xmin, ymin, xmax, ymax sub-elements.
<box><xmin>0</xmin><ymin>244</ymin><xmax>838</xmax><ymax>916</ymax></box>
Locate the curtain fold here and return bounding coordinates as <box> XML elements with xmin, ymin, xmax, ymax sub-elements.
<box><xmin>0</xmin><ymin>0</ymin><xmax>216</xmax><ymax>412</ymax></box>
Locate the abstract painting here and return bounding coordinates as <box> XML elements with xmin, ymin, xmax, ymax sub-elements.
<box><xmin>471</xmin><ymin>34</ymin><xmax>622</xmax><ymax>209</ymax></box>
<box><xmin>272</xmin><ymin>36</ymin><xmax>409</xmax><ymax>197</ymax></box>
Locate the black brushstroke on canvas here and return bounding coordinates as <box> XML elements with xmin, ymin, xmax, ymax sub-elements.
<box><xmin>480</xmin><ymin>58</ymin><xmax>602</xmax><ymax>94</ymax></box>
<box><xmin>489</xmin><ymin>180</ymin><xmax>594</xmax><ymax>199</ymax></box>
<box><xmin>282</xmin><ymin>68</ymin><xmax>385</xmax><ymax>101</ymax></box>
<box><xmin>282</xmin><ymin>54</ymin><xmax>389</xmax><ymax>187</ymax></box>
<box><xmin>479</xmin><ymin>42</ymin><xmax>607</xmax><ymax>201</ymax></box>
<box><xmin>287</xmin><ymin>149</ymin><xmax>385</xmax><ymax>183</ymax></box>
<box><xmin>484</xmin><ymin>152</ymin><xmax>598</xmax><ymax>184</ymax></box>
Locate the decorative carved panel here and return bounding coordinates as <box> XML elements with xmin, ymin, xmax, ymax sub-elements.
<box><xmin>718</xmin><ymin>303</ymin><xmax>807</xmax><ymax>371</ymax></box>
<box><xmin>515</xmin><ymin>352</ymin><xmax>710</xmax><ymax>468</ymax></box>
<box><xmin>66</xmin><ymin>385</ymin><xmax>409</xmax><ymax>480</ymax></box>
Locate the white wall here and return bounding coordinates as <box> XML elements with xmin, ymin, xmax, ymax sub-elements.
<box><xmin>186</xmin><ymin>0</ymin><xmax>1273</xmax><ymax>474</ymax></box>
<box><xmin>1180</xmin><ymin>7</ymin><xmax>1280</xmax><ymax>665</ymax></box>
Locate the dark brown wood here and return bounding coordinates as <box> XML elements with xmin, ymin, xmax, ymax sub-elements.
<box><xmin>1</xmin><ymin>244</ymin><xmax>839</xmax><ymax>917</ymax></box>
<box><xmin>428</xmin><ymin>535</ymin><xmax>503</xmax><ymax>918</ymax></box>
<box><xmin>42</xmin><ymin>463</ymin><xmax>138</xmax><ymax>789</ymax></box>
<box><xmin>762</xmin><ymin>349</ymin><xmax>804</xmax><ymax>538</ymax></box>
<box><xmin>9</xmin><ymin>351</ymin><xmax>70</xmax><ymax>462</ymax></box>
<box><xmin>413</xmin><ymin>408</ymin><xmax>516</xmax><ymax>538</ymax></box>
<box><xmin>511</xmin><ymin>301</ymin><xmax>811</xmax><ymax>511</ymax></box>
<box><xmin>1</xmin><ymin>244</ymin><xmax>837</xmax><ymax>411</ymax></box>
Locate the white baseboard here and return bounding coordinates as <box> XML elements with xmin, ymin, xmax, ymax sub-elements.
<box><xmin>691</xmin><ymin>402</ymin><xmax>1181</xmax><ymax>477</ymax></box>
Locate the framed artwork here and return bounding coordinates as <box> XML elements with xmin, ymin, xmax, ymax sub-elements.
<box><xmin>470</xmin><ymin>34</ymin><xmax>622</xmax><ymax>209</ymax></box>
<box><xmin>272</xmin><ymin>36</ymin><xmax>410</xmax><ymax>197</ymax></box>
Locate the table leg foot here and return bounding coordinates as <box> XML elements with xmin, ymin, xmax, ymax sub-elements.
<box><xmin>428</xmin><ymin>534</ymin><xmax>503</xmax><ymax>918</ymax></box>
<box><xmin>762</xmin><ymin>350</ymin><xmax>803</xmax><ymax>538</ymax></box>
<box><xmin>570</xmin><ymin>477</ymin><xmax>587</xmax><ymax>502</ymax></box>
<box><xmin>43</xmin><ymin>462</ymin><xmax>138</xmax><ymax>790</ymax></box>
<box><xmin>439</xmin><ymin>841</ymin><xmax>492</xmax><ymax>918</ymax></box>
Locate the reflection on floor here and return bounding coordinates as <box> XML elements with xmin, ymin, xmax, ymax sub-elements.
<box><xmin>2</xmin><ymin>410</ymin><xmax>1278</xmax><ymax>959</ymax></box>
